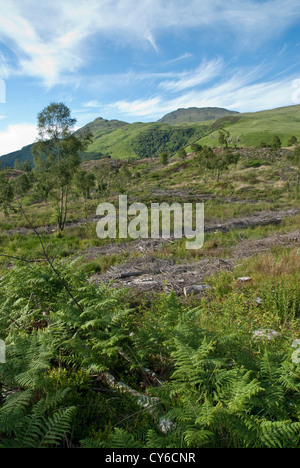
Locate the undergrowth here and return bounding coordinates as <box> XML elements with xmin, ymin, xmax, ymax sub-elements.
<box><xmin>0</xmin><ymin>251</ymin><xmax>299</xmax><ymax>448</ymax></box>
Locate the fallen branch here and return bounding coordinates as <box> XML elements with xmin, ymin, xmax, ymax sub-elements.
<box><xmin>0</xmin><ymin>254</ymin><xmax>46</xmax><ymax>264</ymax></box>
<box><xmin>98</xmin><ymin>372</ymin><xmax>172</xmax><ymax>434</ymax></box>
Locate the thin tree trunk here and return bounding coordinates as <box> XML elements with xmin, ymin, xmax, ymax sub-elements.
<box><xmin>17</xmin><ymin>198</ymin><xmax>83</xmax><ymax>313</ymax></box>
<box><xmin>62</xmin><ymin>185</ymin><xmax>68</xmax><ymax>231</ymax></box>
<box><xmin>58</xmin><ymin>185</ymin><xmax>68</xmax><ymax>231</ymax></box>
<box><xmin>59</xmin><ymin>187</ymin><xmax>64</xmax><ymax>231</ymax></box>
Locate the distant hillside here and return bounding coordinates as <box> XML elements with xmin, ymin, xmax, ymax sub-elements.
<box><xmin>158</xmin><ymin>107</ymin><xmax>239</xmax><ymax>124</ymax></box>
<box><xmin>76</xmin><ymin>117</ymin><xmax>129</xmax><ymax>161</ymax></box>
<box><xmin>197</xmin><ymin>104</ymin><xmax>300</xmax><ymax>148</ymax></box>
<box><xmin>0</xmin><ymin>118</ymin><xmax>129</xmax><ymax>168</ymax></box>
<box><xmin>76</xmin><ymin>117</ymin><xmax>128</xmax><ymax>137</ymax></box>
<box><xmin>1</xmin><ymin>104</ymin><xmax>300</xmax><ymax>168</ymax></box>
<box><xmin>0</xmin><ymin>144</ymin><xmax>34</xmax><ymax>169</ymax></box>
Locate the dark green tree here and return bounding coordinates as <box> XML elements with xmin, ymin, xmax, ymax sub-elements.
<box><xmin>223</xmin><ymin>150</ymin><xmax>240</xmax><ymax>166</ymax></box>
<box><xmin>190</xmin><ymin>143</ymin><xmax>202</xmax><ymax>153</ymax></box>
<box><xmin>196</xmin><ymin>146</ymin><xmax>239</xmax><ymax>180</ymax></box>
<box><xmin>0</xmin><ymin>173</ymin><xmax>14</xmax><ymax>214</ymax></box>
<box><xmin>74</xmin><ymin>170</ymin><xmax>96</xmax><ymax>200</ymax></box>
<box><xmin>218</xmin><ymin>128</ymin><xmax>230</xmax><ymax>149</ymax></box>
<box><xmin>259</xmin><ymin>141</ymin><xmax>269</xmax><ymax>149</ymax></box>
<box><xmin>178</xmin><ymin>147</ymin><xmax>187</xmax><ymax>160</ymax></box>
<box><xmin>14</xmin><ymin>159</ymin><xmax>21</xmax><ymax>170</ymax></box>
<box><xmin>21</xmin><ymin>160</ymin><xmax>33</xmax><ymax>173</ymax></box>
<box><xmin>288</xmin><ymin>136</ymin><xmax>298</xmax><ymax>147</ymax></box>
<box><xmin>160</xmin><ymin>152</ymin><xmax>168</xmax><ymax>166</ymax></box>
<box><xmin>272</xmin><ymin>135</ymin><xmax>281</xmax><ymax>151</ymax></box>
<box><xmin>195</xmin><ymin>145</ymin><xmax>214</xmax><ymax>169</ymax></box>
<box><xmin>74</xmin><ymin>169</ymin><xmax>96</xmax><ymax>220</ymax></box>
<box><xmin>15</xmin><ymin>173</ymin><xmax>31</xmax><ymax>197</ymax></box>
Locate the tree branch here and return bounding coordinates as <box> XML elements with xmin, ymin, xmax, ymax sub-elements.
<box><xmin>0</xmin><ymin>254</ymin><xmax>45</xmax><ymax>263</ymax></box>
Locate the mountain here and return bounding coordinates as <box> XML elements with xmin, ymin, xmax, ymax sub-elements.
<box><xmin>1</xmin><ymin>104</ymin><xmax>300</xmax><ymax>168</ymax></box>
<box><xmin>158</xmin><ymin>107</ymin><xmax>240</xmax><ymax>124</ymax></box>
<box><xmin>76</xmin><ymin>117</ymin><xmax>128</xmax><ymax>137</ymax></box>
<box><xmin>0</xmin><ymin>144</ymin><xmax>34</xmax><ymax>169</ymax></box>
<box><xmin>0</xmin><ymin>118</ymin><xmax>128</xmax><ymax>168</ymax></box>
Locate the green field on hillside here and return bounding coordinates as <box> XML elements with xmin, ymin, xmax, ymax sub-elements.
<box><xmin>2</xmin><ymin>105</ymin><xmax>300</xmax><ymax>168</ymax></box>
<box><xmin>197</xmin><ymin>105</ymin><xmax>300</xmax><ymax>148</ymax></box>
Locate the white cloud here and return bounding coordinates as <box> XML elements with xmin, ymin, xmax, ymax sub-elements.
<box><xmin>83</xmin><ymin>100</ymin><xmax>102</xmax><ymax>109</ymax></box>
<box><xmin>0</xmin><ymin>78</ymin><xmax>5</xmax><ymax>103</ymax></box>
<box><xmin>0</xmin><ymin>0</ymin><xmax>299</xmax><ymax>86</ymax></box>
<box><xmin>0</xmin><ymin>2</ymin><xmax>85</xmax><ymax>86</ymax></box>
<box><xmin>169</xmin><ymin>78</ymin><xmax>297</xmax><ymax>113</ymax></box>
<box><xmin>106</xmin><ymin>72</ymin><xmax>298</xmax><ymax>120</ymax></box>
<box><xmin>0</xmin><ymin>123</ymin><xmax>38</xmax><ymax>156</ymax></box>
<box><xmin>108</xmin><ymin>97</ymin><xmax>162</xmax><ymax>117</ymax></box>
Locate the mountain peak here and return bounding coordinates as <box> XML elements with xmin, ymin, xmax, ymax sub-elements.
<box><xmin>158</xmin><ymin>107</ymin><xmax>239</xmax><ymax>124</ymax></box>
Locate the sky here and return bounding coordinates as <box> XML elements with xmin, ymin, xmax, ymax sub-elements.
<box><xmin>0</xmin><ymin>0</ymin><xmax>300</xmax><ymax>157</ymax></box>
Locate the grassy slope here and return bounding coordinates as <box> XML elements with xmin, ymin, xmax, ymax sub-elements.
<box><xmin>197</xmin><ymin>105</ymin><xmax>300</xmax><ymax>148</ymax></box>
<box><xmin>1</xmin><ymin>105</ymin><xmax>300</xmax><ymax>167</ymax></box>
<box><xmin>1</xmin><ymin>147</ymin><xmax>299</xmax><ymax>233</ymax></box>
<box><xmin>86</xmin><ymin>122</ymin><xmax>149</xmax><ymax>159</ymax></box>
<box><xmin>86</xmin><ymin>121</ymin><xmax>212</xmax><ymax>159</ymax></box>
<box><xmin>87</xmin><ymin>105</ymin><xmax>300</xmax><ymax>158</ymax></box>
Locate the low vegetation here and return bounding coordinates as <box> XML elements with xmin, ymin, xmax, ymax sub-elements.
<box><xmin>0</xmin><ymin>103</ymin><xmax>299</xmax><ymax>448</ymax></box>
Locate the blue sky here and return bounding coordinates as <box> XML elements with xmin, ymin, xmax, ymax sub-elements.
<box><xmin>0</xmin><ymin>0</ymin><xmax>300</xmax><ymax>156</ymax></box>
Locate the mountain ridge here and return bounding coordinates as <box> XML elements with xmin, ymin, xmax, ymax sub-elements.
<box><xmin>158</xmin><ymin>106</ymin><xmax>239</xmax><ymax>124</ymax></box>
<box><xmin>1</xmin><ymin>104</ymin><xmax>299</xmax><ymax>167</ymax></box>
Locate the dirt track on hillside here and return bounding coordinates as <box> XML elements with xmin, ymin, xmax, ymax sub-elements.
<box><xmin>88</xmin><ymin>229</ymin><xmax>299</xmax><ymax>296</ymax></box>
<box><xmin>3</xmin><ymin>206</ymin><xmax>298</xmax><ymax>238</ymax></box>
<box><xmin>80</xmin><ymin>208</ymin><xmax>298</xmax><ymax>258</ymax></box>
<box><xmin>3</xmin><ymin>206</ymin><xmax>298</xmax><ymax>296</ymax></box>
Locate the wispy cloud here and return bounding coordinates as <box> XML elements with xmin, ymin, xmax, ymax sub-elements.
<box><xmin>108</xmin><ymin>97</ymin><xmax>162</xmax><ymax>117</ymax></box>
<box><xmin>0</xmin><ymin>0</ymin><xmax>299</xmax><ymax>87</ymax></box>
<box><xmin>166</xmin><ymin>53</ymin><xmax>194</xmax><ymax>64</ymax></box>
<box><xmin>83</xmin><ymin>100</ymin><xmax>102</xmax><ymax>109</ymax></box>
<box><xmin>105</xmin><ymin>68</ymin><xmax>298</xmax><ymax>119</ymax></box>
